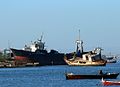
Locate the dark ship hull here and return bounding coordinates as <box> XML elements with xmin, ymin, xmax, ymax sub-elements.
<box><xmin>66</xmin><ymin>73</ymin><xmax>119</xmax><ymax>80</ymax></box>
<box><xmin>11</xmin><ymin>48</ymin><xmax>67</xmax><ymax>66</ymax></box>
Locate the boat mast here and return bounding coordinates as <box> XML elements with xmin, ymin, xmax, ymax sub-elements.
<box><xmin>40</xmin><ymin>33</ymin><xmax>43</xmax><ymax>41</ymax></box>
<box><xmin>79</xmin><ymin>30</ymin><xmax>83</xmax><ymax>53</ymax></box>
<box><xmin>76</xmin><ymin>30</ymin><xmax>80</xmax><ymax>54</ymax></box>
<box><xmin>76</xmin><ymin>30</ymin><xmax>83</xmax><ymax>56</ymax></box>
<box><xmin>78</xmin><ymin>29</ymin><xmax>80</xmax><ymax>43</ymax></box>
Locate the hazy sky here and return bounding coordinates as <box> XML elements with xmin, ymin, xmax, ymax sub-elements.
<box><xmin>0</xmin><ymin>0</ymin><xmax>120</xmax><ymax>54</ymax></box>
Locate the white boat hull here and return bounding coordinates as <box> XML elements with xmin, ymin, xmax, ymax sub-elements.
<box><xmin>64</xmin><ymin>59</ymin><xmax>106</xmax><ymax>66</ymax></box>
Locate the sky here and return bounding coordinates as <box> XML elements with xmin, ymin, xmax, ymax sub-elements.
<box><xmin>0</xmin><ymin>0</ymin><xmax>120</xmax><ymax>54</ymax></box>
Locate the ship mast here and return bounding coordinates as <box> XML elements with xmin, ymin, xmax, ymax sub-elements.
<box><xmin>79</xmin><ymin>30</ymin><xmax>83</xmax><ymax>53</ymax></box>
<box><xmin>40</xmin><ymin>33</ymin><xmax>43</xmax><ymax>41</ymax></box>
<box><xmin>79</xmin><ymin>29</ymin><xmax>80</xmax><ymax>43</ymax></box>
<box><xmin>76</xmin><ymin>30</ymin><xmax>83</xmax><ymax>56</ymax></box>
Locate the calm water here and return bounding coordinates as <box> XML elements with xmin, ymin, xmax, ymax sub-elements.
<box><xmin>0</xmin><ymin>62</ymin><xmax>120</xmax><ymax>87</ymax></box>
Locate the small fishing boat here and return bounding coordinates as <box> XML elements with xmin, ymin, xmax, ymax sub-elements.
<box><xmin>102</xmin><ymin>78</ymin><xmax>120</xmax><ymax>86</ymax></box>
<box><xmin>64</xmin><ymin>49</ymin><xmax>107</xmax><ymax>66</ymax></box>
<box><xmin>65</xmin><ymin>72</ymin><xmax>119</xmax><ymax>80</ymax></box>
<box><xmin>64</xmin><ymin>30</ymin><xmax>106</xmax><ymax>66</ymax></box>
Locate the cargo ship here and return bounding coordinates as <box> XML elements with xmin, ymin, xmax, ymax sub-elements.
<box><xmin>11</xmin><ymin>36</ymin><xmax>67</xmax><ymax>66</ymax></box>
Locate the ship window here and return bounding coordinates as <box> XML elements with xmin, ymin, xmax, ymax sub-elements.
<box><xmin>79</xmin><ymin>61</ymin><xmax>86</xmax><ymax>64</ymax></box>
<box><xmin>86</xmin><ymin>56</ymin><xmax>89</xmax><ymax>60</ymax></box>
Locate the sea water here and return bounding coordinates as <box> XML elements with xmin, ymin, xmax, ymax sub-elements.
<box><xmin>0</xmin><ymin>62</ymin><xmax>120</xmax><ymax>87</ymax></box>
